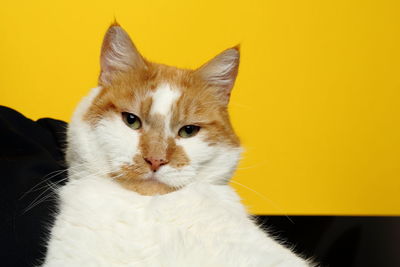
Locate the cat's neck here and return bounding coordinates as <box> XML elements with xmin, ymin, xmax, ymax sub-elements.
<box><xmin>61</xmin><ymin>170</ymin><xmax>247</xmax><ymax>228</ymax></box>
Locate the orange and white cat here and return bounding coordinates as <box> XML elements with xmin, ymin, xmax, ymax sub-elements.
<box><xmin>43</xmin><ymin>24</ymin><xmax>311</xmax><ymax>267</ymax></box>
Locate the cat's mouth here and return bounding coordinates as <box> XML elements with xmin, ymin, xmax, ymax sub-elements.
<box><xmin>111</xmin><ymin>167</ymin><xmax>176</xmax><ymax>196</ymax></box>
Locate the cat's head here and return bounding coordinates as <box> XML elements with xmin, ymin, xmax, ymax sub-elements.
<box><xmin>67</xmin><ymin>24</ymin><xmax>242</xmax><ymax>195</ymax></box>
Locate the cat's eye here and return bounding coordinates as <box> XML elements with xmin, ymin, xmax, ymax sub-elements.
<box><xmin>122</xmin><ymin>112</ymin><xmax>142</xmax><ymax>130</ymax></box>
<box><xmin>178</xmin><ymin>125</ymin><xmax>200</xmax><ymax>138</ymax></box>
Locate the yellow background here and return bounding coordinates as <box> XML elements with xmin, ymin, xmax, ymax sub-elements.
<box><xmin>1</xmin><ymin>0</ymin><xmax>399</xmax><ymax>215</ymax></box>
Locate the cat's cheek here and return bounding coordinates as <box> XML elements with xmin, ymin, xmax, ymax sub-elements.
<box><xmin>94</xmin><ymin>115</ymin><xmax>141</xmax><ymax>172</ymax></box>
<box><xmin>156</xmin><ymin>165</ymin><xmax>196</xmax><ymax>188</ymax></box>
<box><xmin>175</xmin><ymin>134</ymin><xmax>219</xmax><ymax>176</ymax></box>
<box><xmin>176</xmin><ymin>133</ymin><xmax>242</xmax><ymax>184</ymax></box>
<box><xmin>175</xmin><ymin>135</ymin><xmax>213</xmax><ymax>164</ymax></box>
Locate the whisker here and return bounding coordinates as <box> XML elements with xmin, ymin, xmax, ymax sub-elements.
<box><xmin>229</xmin><ymin>180</ymin><xmax>294</xmax><ymax>224</ymax></box>
<box><xmin>22</xmin><ymin>167</ymin><xmax>114</xmax><ymax>215</ymax></box>
<box><xmin>19</xmin><ymin>162</ymin><xmax>93</xmax><ymax>200</ymax></box>
<box><xmin>18</xmin><ymin>169</ymin><xmax>67</xmax><ymax>200</ymax></box>
<box><xmin>22</xmin><ymin>177</ymin><xmax>68</xmax><ymax>214</ymax></box>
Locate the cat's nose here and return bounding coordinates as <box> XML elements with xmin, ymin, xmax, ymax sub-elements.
<box><xmin>144</xmin><ymin>157</ymin><xmax>169</xmax><ymax>172</ymax></box>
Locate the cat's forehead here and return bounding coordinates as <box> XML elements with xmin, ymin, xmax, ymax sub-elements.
<box><xmin>149</xmin><ymin>83</ymin><xmax>181</xmax><ymax>117</ymax></box>
<box><xmin>122</xmin><ymin>65</ymin><xmax>210</xmax><ymax>116</ymax></box>
<box><xmin>136</xmin><ymin>82</ymin><xmax>217</xmax><ymax>131</ymax></box>
<box><xmin>84</xmin><ymin>64</ymin><xmax>233</xmax><ymax>139</ymax></box>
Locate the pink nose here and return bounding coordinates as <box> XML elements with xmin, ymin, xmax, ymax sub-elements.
<box><xmin>144</xmin><ymin>157</ymin><xmax>168</xmax><ymax>172</ymax></box>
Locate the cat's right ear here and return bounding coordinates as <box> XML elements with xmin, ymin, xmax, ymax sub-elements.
<box><xmin>99</xmin><ymin>23</ymin><xmax>146</xmax><ymax>86</ymax></box>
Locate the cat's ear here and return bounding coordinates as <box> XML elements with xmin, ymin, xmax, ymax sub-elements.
<box><xmin>99</xmin><ymin>23</ymin><xmax>146</xmax><ymax>86</ymax></box>
<box><xmin>195</xmin><ymin>46</ymin><xmax>240</xmax><ymax>104</ymax></box>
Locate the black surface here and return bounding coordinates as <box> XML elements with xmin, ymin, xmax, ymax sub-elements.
<box><xmin>256</xmin><ymin>216</ymin><xmax>400</xmax><ymax>266</ymax></box>
<box><xmin>0</xmin><ymin>105</ymin><xmax>399</xmax><ymax>267</ymax></box>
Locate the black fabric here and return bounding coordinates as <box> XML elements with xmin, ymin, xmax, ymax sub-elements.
<box><xmin>0</xmin><ymin>106</ymin><xmax>67</xmax><ymax>266</ymax></box>
<box><xmin>0</xmin><ymin>105</ymin><xmax>399</xmax><ymax>267</ymax></box>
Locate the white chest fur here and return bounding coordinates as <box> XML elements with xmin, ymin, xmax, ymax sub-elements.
<box><xmin>43</xmin><ymin>175</ymin><xmax>309</xmax><ymax>267</ymax></box>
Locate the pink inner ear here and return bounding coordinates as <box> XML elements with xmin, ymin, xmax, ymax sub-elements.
<box><xmin>195</xmin><ymin>46</ymin><xmax>240</xmax><ymax>104</ymax></box>
<box><xmin>99</xmin><ymin>24</ymin><xmax>146</xmax><ymax>86</ymax></box>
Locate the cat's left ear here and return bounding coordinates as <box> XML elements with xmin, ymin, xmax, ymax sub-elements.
<box><xmin>195</xmin><ymin>46</ymin><xmax>240</xmax><ymax>104</ymax></box>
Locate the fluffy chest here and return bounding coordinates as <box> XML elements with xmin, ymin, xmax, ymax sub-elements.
<box><xmin>44</xmin><ymin>176</ymin><xmax>251</xmax><ymax>267</ymax></box>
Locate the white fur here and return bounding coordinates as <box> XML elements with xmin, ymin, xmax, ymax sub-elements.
<box><xmin>43</xmin><ymin>86</ymin><xmax>311</xmax><ymax>266</ymax></box>
<box><xmin>149</xmin><ymin>84</ymin><xmax>181</xmax><ymax>138</ymax></box>
<box><xmin>44</xmin><ymin>177</ymin><xmax>309</xmax><ymax>267</ymax></box>
<box><xmin>150</xmin><ymin>84</ymin><xmax>181</xmax><ymax>118</ymax></box>
<box><xmin>66</xmin><ymin>87</ymin><xmax>140</xmax><ymax>175</ymax></box>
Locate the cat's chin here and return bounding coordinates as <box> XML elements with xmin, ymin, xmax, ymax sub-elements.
<box><xmin>114</xmin><ymin>173</ymin><xmax>177</xmax><ymax>196</ymax></box>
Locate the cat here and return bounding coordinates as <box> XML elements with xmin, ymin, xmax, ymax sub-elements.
<box><xmin>42</xmin><ymin>23</ymin><xmax>312</xmax><ymax>267</ymax></box>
